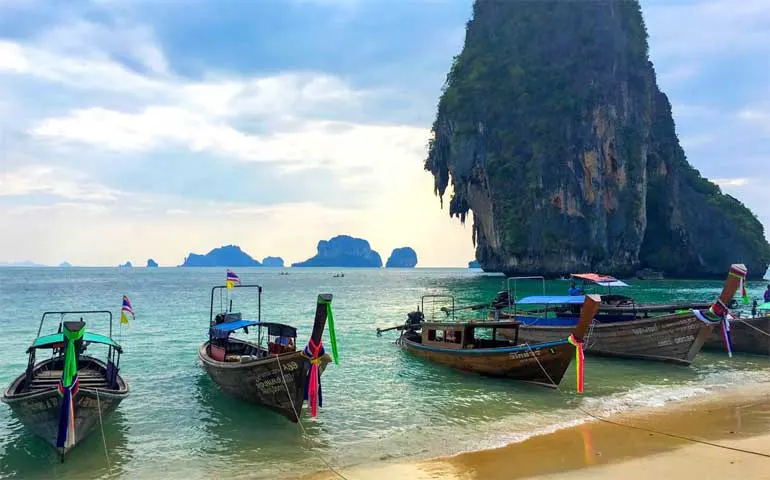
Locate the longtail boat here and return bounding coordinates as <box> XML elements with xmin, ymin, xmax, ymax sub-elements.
<box><xmin>502</xmin><ymin>274</ymin><xmax>711</xmax><ymax>322</ymax></box>
<box><xmin>2</xmin><ymin>310</ymin><xmax>129</xmax><ymax>460</ymax></box>
<box><xmin>198</xmin><ymin>284</ymin><xmax>336</xmax><ymax>422</ymax></box>
<box><xmin>379</xmin><ymin>294</ymin><xmax>599</xmax><ymax>389</ymax></box>
<box><xmin>703</xmin><ymin>302</ymin><xmax>770</xmax><ymax>356</ymax></box>
<box><xmin>496</xmin><ymin>265</ymin><xmax>747</xmax><ymax>365</ymax></box>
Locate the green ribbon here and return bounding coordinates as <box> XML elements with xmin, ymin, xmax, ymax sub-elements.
<box><xmin>62</xmin><ymin>325</ymin><xmax>86</xmax><ymax>387</ymax></box>
<box><xmin>318</xmin><ymin>295</ymin><xmax>339</xmax><ymax>365</ymax></box>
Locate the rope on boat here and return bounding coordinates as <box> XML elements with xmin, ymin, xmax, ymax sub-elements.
<box><xmin>275</xmin><ymin>354</ymin><xmax>351</xmax><ymax>480</ymax></box>
<box><xmin>95</xmin><ymin>389</ymin><xmax>113</xmax><ymax>477</ymax></box>
<box><xmin>734</xmin><ymin>317</ymin><xmax>770</xmax><ymax>338</ymax></box>
<box><xmin>585</xmin><ymin>320</ymin><xmax>597</xmax><ymax>349</ymax></box>
<box><xmin>523</xmin><ymin>344</ymin><xmax>770</xmax><ymax>459</ymax></box>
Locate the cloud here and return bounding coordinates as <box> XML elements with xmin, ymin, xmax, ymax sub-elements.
<box><xmin>0</xmin><ymin>164</ymin><xmax>120</xmax><ymax>202</ymax></box>
<box><xmin>644</xmin><ymin>0</ymin><xmax>770</xmax><ymax>59</ymax></box>
<box><xmin>737</xmin><ymin>107</ymin><xmax>770</xmax><ymax>135</ymax></box>
<box><xmin>679</xmin><ymin>134</ymin><xmax>714</xmax><ymax>150</ymax></box>
<box><xmin>0</xmin><ymin>14</ymin><xmax>475</xmax><ymax>267</ymax></box>
<box><xmin>32</xmin><ymin>107</ymin><xmax>429</xmax><ymax>175</ymax></box>
<box><xmin>657</xmin><ymin>65</ymin><xmax>699</xmax><ymax>87</ymax></box>
<box><xmin>713</xmin><ymin>178</ymin><xmax>750</xmax><ymax>187</ymax></box>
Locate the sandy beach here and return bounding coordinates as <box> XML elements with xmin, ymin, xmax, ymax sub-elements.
<box><xmin>307</xmin><ymin>383</ymin><xmax>770</xmax><ymax>480</ymax></box>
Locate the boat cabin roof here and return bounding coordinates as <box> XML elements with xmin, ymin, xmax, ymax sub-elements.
<box><xmin>210</xmin><ymin>319</ymin><xmax>297</xmax><ymax>337</ymax></box>
<box><xmin>29</xmin><ymin>331</ymin><xmax>121</xmax><ymax>352</ymax></box>
<box><xmin>572</xmin><ymin>273</ymin><xmax>629</xmax><ymax>288</ymax></box>
<box><xmin>421</xmin><ymin>321</ymin><xmax>520</xmax><ymax>329</ymax></box>
<box><xmin>516</xmin><ymin>295</ymin><xmax>586</xmax><ymax>305</ymax></box>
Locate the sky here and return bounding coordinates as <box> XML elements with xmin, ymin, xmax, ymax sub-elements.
<box><xmin>0</xmin><ymin>0</ymin><xmax>767</xmax><ymax>267</ymax></box>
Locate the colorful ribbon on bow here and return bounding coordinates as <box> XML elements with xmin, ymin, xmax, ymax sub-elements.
<box><xmin>56</xmin><ymin>324</ymin><xmax>85</xmax><ymax>450</ymax></box>
<box><xmin>567</xmin><ymin>334</ymin><xmax>585</xmax><ymax>394</ymax></box>
<box><xmin>693</xmin><ymin>299</ymin><xmax>733</xmax><ymax>357</ymax></box>
<box><xmin>721</xmin><ymin>314</ymin><xmax>734</xmax><ymax>358</ymax></box>
<box><xmin>318</xmin><ymin>295</ymin><xmax>339</xmax><ymax>365</ymax></box>
<box><xmin>729</xmin><ymin>269</ymin><xmax>749</xmax><ymax>305</ymax></box>
<box><xmin>303</xmin><ymin>338</ymin><xmax>325</xmax><ymax>418</ymax></box>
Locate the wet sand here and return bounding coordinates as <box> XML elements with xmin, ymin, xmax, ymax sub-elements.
<box><xmin>306</xmin><ymin>383</ymin><xmax>770</xmax><ymax>480</ymax></box>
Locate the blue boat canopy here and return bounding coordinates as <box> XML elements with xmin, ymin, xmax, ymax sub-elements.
<box><xmin>211</xmin><ymin>319</ymin><xmax>260</xmax><ymax>333</ymax></box>
<box><xmin>516</xmin><ymin>295</ymin><xmax>586</xmax><ymax>305</ymax></box>
<box><xmin>210</xmin><ymin>320</ymin><xmax>297</xmax><ymax>339</ymax></box>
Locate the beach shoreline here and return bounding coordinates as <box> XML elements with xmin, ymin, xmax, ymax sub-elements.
<box><xmin>305</xmin><ymin>380</ymin><xmax>770</xmax><ymax>480</ymax></box>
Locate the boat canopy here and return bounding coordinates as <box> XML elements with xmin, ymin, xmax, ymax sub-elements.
<box><xmin>572</xmin><ymin>273</ymin><xmax>629</xmax><ymax>288</ymax></box>
<box><xmin>211</xmin><ymin>320</ymin><xmax>297</xmax><ymax>338</ymax></box>
<box><xmin>758</xmin><ymin>302</ymin><xmax>770</xmax><ymax>312</ymax></box>
<box><xmin>211</xmin><ymin>319</ymin><xmax>260</xmax><ymax>333</ymax></box>
<box><xmin>29</xmin><ymin>332</ymin><xmax>121</xmax><ymax>352</ymax></box>
<box><xmin>516</xmin><ymin>295</ymin><xmax>586</xmax><ymax>305</ymax></box>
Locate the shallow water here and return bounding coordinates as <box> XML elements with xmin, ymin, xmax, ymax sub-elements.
<box><xmin>0</xmin><ymin>267</ymin><xmax>768</xmax><ymax>479</ymax></box>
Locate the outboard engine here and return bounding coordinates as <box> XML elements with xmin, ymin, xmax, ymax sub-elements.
<box><xmin>491</xmin><ymin>290</ymin><xmax>510</xmax><ymax>309</ymax></box>
<box><xmin>405</xmin><ymin>310</ymin><xmax>424</xmax><ymax>330</ymax></box>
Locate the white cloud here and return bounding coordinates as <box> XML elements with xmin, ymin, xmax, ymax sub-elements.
<box><xmin>680</xmin><ymin>134</ymin><xmax>715</xmax><ymax>149</ymax></box>
<box><xmin>645</xmin><ymin>0</ymin><xmax>770</xmax><ymax>59</ymax></box>
<box><xmin>657</xmin><ymin>65</ymin><xmax>699</xmax><ymax>87</ymax></box>
<box><xmin>737</xmin><ymin>107</ymin><xmax>770</xmax><ymax>135</ymax></box>
<box><xmin>713</xmin><ymin>178</ymin><xmax>750</xmax><ymax>187</ymax></box>
<box><xmin>0</xmin><ymin>39</ymin><xmax>166</xmax><ymax>94</ymax></box>
<box><xmin>0</xmin><ymin>17</ymin><xmax>476</xmax><ymax>267</ymax></box>
<box><xmin>670</xmin><ymin>104</ymin><xmax>719</xmax><ymax>119</ymax></box>
<box><xmin>0</xmin><ymin>164</ymin><xmax>119</xmax><ymax>201</ymax></box>
<box><xmin>32</xmin><ymin>107</ymin><xmax>429</xmax><ymax>174</ymax></box>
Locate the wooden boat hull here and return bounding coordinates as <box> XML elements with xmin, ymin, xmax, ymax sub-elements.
<box><xmin>703</xmin><ymin>316</ymin><xmax>770</xmax><ymax>355</ymax></box>
<box><xmin>1</xmin><ymin>358</ymin><xmax>128</xmax><ymax>457</ymax></box>
<box><xmin>198</xmin><ymin>342</ymin><xmax>331</xmax><ymax>422</ymax></box>
<box><xmin>502</xmin><ymin>314</ymin><xmax>713</xmax><ymax>366</ymax></box>
<box><xmin>396</xmin><ymin>337</ymin><xmax>576</xmax><ymax>387</ymax></box>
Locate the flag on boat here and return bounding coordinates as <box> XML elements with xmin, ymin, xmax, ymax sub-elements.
<box><xmin>226</xmin><ymin>269</ymin><xmax>241</xmax><ymax>289</ymax></box>
<box><xmin>121</xmin><ymin>295</ymin><xmax>135</xmax><ymax>325</ymax></box>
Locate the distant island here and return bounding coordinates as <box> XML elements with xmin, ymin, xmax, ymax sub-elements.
<box><xmin>59</xmin><ymin>261</ymin><xmax>72</xmax><ymax>268</ymax></box>
<box><xmin>262</xmin><ymin>256</ymin><xmax>284</xmax><ymax>267</ymax></box>
<box><xmin>147</xmin><ymin>259</ymin><xmax>159</xmax><ymax>268</ymax></box>
<box><xmin>469</xmin><ymin>260</ymin><xmax>481</xmax><ymax>268</ymax></box>
<box><xmin>180</xmin><ymin>245</ymin><xmax>261</xmax><ymax>267</ymax></box>
<box><xmin>292</xmin><ymin>235</ymin><xmax>383</xmax><ymax>267</ymax></box>
<box><xmin>385</xmin><ymin>247</ymin><xmax>418</xmax><ymax>268</ymax></box>
<box><xmin>0</xmin><ymin>260</ymin><xmax>46</xmax><ymax>267</ymax></box>
<box><xmin>118</xmin><ymin>261</ymin><xmax>133</xmax><ymax>268</ymax></box>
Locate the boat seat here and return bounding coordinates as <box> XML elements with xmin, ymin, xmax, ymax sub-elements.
<box><xmin>34</xmin><ymin>372</ymin><xmax>103</xmax><ymax>380</ymax></box>
<box><xmin>210</xmin><ymin>344</ymin><xmax>226</xmax><ymax>362</ymax></box>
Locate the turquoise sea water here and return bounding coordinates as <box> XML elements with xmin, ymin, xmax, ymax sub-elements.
<box><xmin>1</xmin><ymin>267</ymin><xmax>769</xmax><ymax>479</ymax></box>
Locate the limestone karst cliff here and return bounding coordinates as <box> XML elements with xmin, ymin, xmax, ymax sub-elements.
<box><xmin>385</xmin><ymin>247</ymin><xmax>418</xmax><ymax>268</ymax></box>
<box><xmin>425</xmin><ymin>0</ymin><xmax>770</xmax><ymax>278</ymax></box>
<box><xmin>292</xmin><ymin>235</ymin><xmax>383</xmax><ymax>267</ymax></box>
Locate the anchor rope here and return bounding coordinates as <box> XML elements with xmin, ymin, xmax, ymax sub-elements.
<box><xmin>95</xmin><ymin>388</ymin><xmax>113</xmax><ymax>476</ymax></box>
<box><xmin>523</xmin><ymin>341</ymin><xmax>770</xmax><ymax>459</ymax></box>
<box><xmin>275</xmin><ymin>353</ymin><xmax>350</xmax><ymax>480</ymax></box>
<box><xmin>734</xmin><ymin>317</ymin><xmax>770</xmax><ymax>338</ymax></box>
